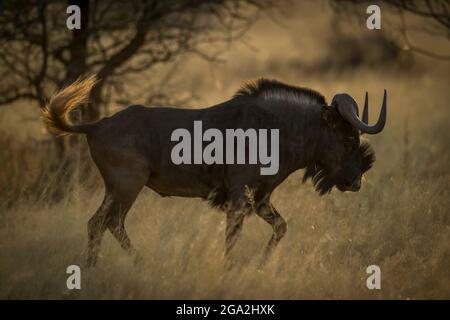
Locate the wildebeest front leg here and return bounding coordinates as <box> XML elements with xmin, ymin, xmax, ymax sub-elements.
<box><xmin>255</xmin><ymin>201</ymin><xmax>287</xmax><ymax>264</ymax></box>
<box><xmin>224</xmin><ymin>194</ymin><xmax>251</xmax><ymax>269</ymax></box>
<box><xmin>225</xmin><ymin>210</ymin><xmax>245</xmax><ymax>257</ymax></box>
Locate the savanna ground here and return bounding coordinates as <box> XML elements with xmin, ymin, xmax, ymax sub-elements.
<box><xmin>0</xmin><ymin>2</ymin><xmax>449</xmax><ymax>299</ymax></box>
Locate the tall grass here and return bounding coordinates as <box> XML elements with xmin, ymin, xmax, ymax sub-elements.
<box><xmin>0</xmin><ymin>68</ymin><xmax>448</xmax><ymax>299</ymax></box>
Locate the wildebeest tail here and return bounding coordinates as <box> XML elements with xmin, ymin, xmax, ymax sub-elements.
<box><xmin>42</xmin><ymin>75</ymin><xmax>98</xmax><ymax>136</ymax></box>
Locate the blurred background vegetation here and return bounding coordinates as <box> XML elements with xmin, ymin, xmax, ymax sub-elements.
<box><xmin>0</xmin><ymin>0</ymin><xmax>449</xmax><ymax>299</ymax></box>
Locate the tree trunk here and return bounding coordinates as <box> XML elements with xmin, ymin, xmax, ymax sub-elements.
<box><xmin>47</xmin><ymin>0</ymin><xmax>96</xmax><ymax>201</ymax></box>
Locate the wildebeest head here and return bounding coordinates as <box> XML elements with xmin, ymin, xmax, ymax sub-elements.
<box><xmin>303</xmin><ymin>91</ymin><xmax>386</xmax><ymax>195</ymax></box>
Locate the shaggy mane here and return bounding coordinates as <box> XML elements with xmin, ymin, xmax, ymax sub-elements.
<box><xmin>234</xmin><ymin>78</ymin><xmax>326</xmax><ymax>106</ymax></box>
<box><xmin>302</xmin><ymin>142</ymin><xmax>376</xmax><ymax>195</ymax></box>
<box><xmin>302</xmin><ymin>164</ymin><xmax>336</xmax><ymax>196</ymax></box>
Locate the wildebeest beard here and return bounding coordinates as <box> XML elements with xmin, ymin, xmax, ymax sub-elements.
<box><xmin>302</xmin><ymin>142</ymin><xmax>376</xmax><ymax>195</ymax></box>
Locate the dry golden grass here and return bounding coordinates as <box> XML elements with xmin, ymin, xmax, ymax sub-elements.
<box><xmin>0</xmin><ymin>2</ymin><xmax>449</xmax><ymax>299</ymax></box>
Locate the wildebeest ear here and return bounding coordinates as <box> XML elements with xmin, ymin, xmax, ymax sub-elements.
<box><xmin>321</xmin><ymin>105</ymin><xmax>338</xmax><ymax>129</ymax></box>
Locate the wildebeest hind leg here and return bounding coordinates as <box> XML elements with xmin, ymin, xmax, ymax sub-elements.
<box><xmin>86</xmin><ymin>163</ymin><xmax>147</xmax><ymax>267</ymax></box>
<box><xmin>86</xmin><ymin>191</ymin><xmax>114</xmax><ymax>267</ymax></box>
<box><xmin>106</xmin><ymin>199</ymin><xmax>141</xmax><ymax>263</ymax></box>
<box><xmin>255</xmin><ymin>202</ymin><xmax>287</xmax><ymax>265</ymax></box>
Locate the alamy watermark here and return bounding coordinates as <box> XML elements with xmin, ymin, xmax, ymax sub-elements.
<box><xmin>366</xmin><ymin>5</ymin><xmax>381</xmax><ymax>30</ymax></box>
<box><xmin>67</xmin><ymin>4</ymin><xmax>381</xmax><ymax>31</ymax></box>
<box><xmin>366</xmin><ymin>264</ymin><xmax>381</xmax><ymax>290</ymax></box>
<box><xmin>170</xmin><ymin>121</ymin><xmax>279</xmax><ymax>175</ymax></box>
<box><xmin>66</xmin><ymin>5</ymin><xmax>81</xmax><ymax>30</ymax></box>
<box><xmin>66</xmin><ymin>264</ymin><xmax>81</xmax><ymax>290</ymax></box>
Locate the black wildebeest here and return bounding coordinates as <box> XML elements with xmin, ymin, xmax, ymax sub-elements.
<box><xmin>42</xmin><ymin>76</ymin><xmax>386</xmax><ymax>267</ymax></box>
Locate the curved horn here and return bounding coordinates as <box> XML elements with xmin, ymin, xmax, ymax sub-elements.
<box><xmin>362</xmin><ymin>92</ymin><xmax>368</xmax><ymax>124</ymax></box>
<box><xmin>337</xmin><ymin>90</ymin><xmax>387</xmax><ymax>135</ymax></box>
